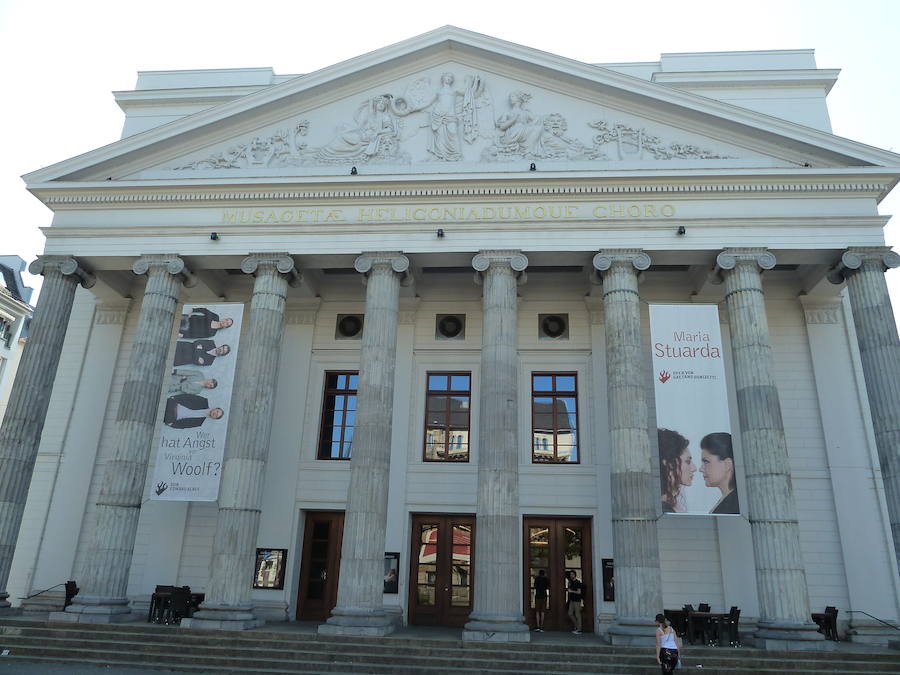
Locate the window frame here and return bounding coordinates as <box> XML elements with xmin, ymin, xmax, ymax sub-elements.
<box><xmin>422</xmin><ymin>371</ymin><xmax>472</xmax><ymax>463</ymax></box>
<box><xmin>530</xmin><ymin>372</ymin><xmax>580</xmax><ymax>464</ymax></box>
<box><xmin>316</xmin><ymin>370</ymin><xmax>359</xmax><ymax>460</ymax></box>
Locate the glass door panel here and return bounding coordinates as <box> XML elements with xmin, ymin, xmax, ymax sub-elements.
<box><xmin>409</xmin><ymin>515</ymin><xmax>475</xmax><ymax>626</ymax></box>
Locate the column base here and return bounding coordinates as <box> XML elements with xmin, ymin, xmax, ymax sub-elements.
<box><xmin>607</xmin><ymin>615</ymin><xmax>657</xmax><ymax>646</ymax></box>
<box><xmin>463</xmin><ymin>612</ymin><xmax>530</xmax><ymax>642</ymax></box>
<box><xmin>50</xmin><ymin>596</ymin><xmax>140</xmax><ymax>624</ymax></box>
<box><xmin>318</xmin><ymin>606</ymin><xmax>396</xmax><ymax>637</ymax></box>
<box><xmin>182</xmin><ymin>603</ymin><xmax>265</xmax><ymax>631</ymax></box>
<box><xmin>750</xmin><ymin>620</ymin><xmax>832</xmax><ymax>651</ymax></box>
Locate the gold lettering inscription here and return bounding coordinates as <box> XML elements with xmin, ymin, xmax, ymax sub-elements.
<box><xmin>222</xmin><ymin>202</ymin><xmax>676</xmax><ymax>225</ymax></box>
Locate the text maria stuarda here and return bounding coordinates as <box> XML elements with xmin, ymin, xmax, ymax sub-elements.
<box><xmin>654</xmin><ymin>330</ymin><xmax>722</xmax><ymax>359</ymax></box>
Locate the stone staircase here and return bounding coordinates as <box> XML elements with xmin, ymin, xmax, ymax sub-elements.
<box><xmin>1</xmin><ymin>619</ymin><xmax>899</xmax><ymax>674</ymax></box>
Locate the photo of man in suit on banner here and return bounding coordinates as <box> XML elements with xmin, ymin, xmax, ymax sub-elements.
<box><xmin>150</xmin><ymin>303</ymin><xmax>243</xmax><ymax>502</ymax></box>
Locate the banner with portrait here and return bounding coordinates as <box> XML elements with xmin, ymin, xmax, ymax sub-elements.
<box><xmin>650</xmin><ymin>304</ymin><xmax>739</xmax><ymax>515</ymax></box>
<box><xmin>150</xmin><ymin>303</ymin><xmax>243</xmax><ymax>501</ymax></box>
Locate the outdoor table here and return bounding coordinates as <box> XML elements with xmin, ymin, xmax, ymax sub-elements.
<box><xmin>688</xmin><ymin>611</ymin><xmax>728</xmax><ymax>646</ymax></box>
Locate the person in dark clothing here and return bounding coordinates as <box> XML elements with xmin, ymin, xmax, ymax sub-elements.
<box><xmin>533</xmin><ymin>569</ymin><xmax>549</xmax><ymax>632</ymax></box>
<box><xmin>179</xmin><ymin>307</ymin><xmax>234</xmax><ymax>339</ymax></box>
<box><xmin>173</xmin><ymin>340</ymin><xmax>230</xmax><ymax>367</ymax></box>
<box><xmin>566</xmin><ymin>570</ymin><xmax>584</xmax><ymax>633</ymax></box>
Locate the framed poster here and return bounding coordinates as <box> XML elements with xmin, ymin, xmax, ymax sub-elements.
<box><xmin>383</xmin><ymin>552</ymin><xmax>399</xmax><ymax>594</ymax></box>
<box><xmin>253</xmin><ymin>548</ymin><xmax>287</xmax><ymax>589</ymax></box>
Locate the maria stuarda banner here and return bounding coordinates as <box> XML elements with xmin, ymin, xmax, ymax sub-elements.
<box><xmin>650</xmin><ymin>304</ymin><xmax>740</xmax><ymax>516</ymax></box>
<box><xmin>150</xmin><ymin>303</ymin><xmax>243</xmax><ymax>501</ymax></box>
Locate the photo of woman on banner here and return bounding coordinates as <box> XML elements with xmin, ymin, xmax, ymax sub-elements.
<box><xmin>700</xmin><ymin>432</ymin><xmax>740</xmax><ymax>514</ymax></box>
<box><xmin>658</xmin><ymin>428</ymin><xmax>697</xmax><ymax>513</ymax></box>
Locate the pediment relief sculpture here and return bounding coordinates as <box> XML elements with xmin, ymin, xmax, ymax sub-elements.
<box><xmin>172</xmin><ymin>72</ymin><xmax>733</xmax><ymax>171</ymax></box>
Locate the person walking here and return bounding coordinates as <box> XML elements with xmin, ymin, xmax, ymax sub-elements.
<box><xmin>656</xmin><ymin>612</ymin><xmax>682</xmax><ymax>673</ymax></box>
<box><xmin>533</xmin><ymin>569</ymin><xmax>549</xmax><ymax>632</ymax></box>
<box><xmin>566</xmin><ymin>570</ymin><xmax>583</xmax><ymax>634</ymax></box>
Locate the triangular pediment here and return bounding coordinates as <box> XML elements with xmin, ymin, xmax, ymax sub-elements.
<box><xmin>23</xmin><ymin>27</ymin><xmax>900</xmax><ymax>187</ymax></box>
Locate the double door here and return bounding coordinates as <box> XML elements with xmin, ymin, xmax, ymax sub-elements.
<box><xmin>524</xmin><ymin>517</ymin><xmax>593</xmax><ymax>632</ymax></box>
<box><xmin>408</xmin><ymin>514</ymin><xmax>474</xmax><ymax>627</ymax></box>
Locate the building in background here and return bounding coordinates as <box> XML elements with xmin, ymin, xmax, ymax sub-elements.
<box><xmin>0</xmin><ymin>256</ymin><xmax>34</xmax><ymax>421</ymax></box>
<box><xmin>2</xmin><ymin>28</ymin><xmax>899</xmax><ymax>648</ymax></box>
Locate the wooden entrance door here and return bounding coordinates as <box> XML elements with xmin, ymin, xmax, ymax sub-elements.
<box><xmin>408</xmin><ymin>514</ymin><xmax>474</xmax><ymax>627</ymax></box>
<box><xmin>523</xmin><ymin>517</ymin><xmax>593</xmax><ymax>632</ymax></box>
<box><xmin>296</xmin><ymin>511</ymin><xmax>343</xmax><ymax>621</ymax></box>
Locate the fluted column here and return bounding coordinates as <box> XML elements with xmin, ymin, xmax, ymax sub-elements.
<box><xmin>829</xmin><ymin>247</ymin><xmax>900</xmax><ymax>569</ymax></box>
<box><xmin>463</xmin><ymin>250</ymin><xmax>530</xmax><ymax>643</ymax></box>
<box><xmin>716</xmin><ymin>248</ymin><xmax>822</xmax><ymax>648</ymax></box>
<box><xmin>319</xmin><ymin>252</ymin><xmax>408</xmax><ymax>637</ymax></box>
<box><xmin>593</xmin><ymin>249</ymin><xmax>662</xmax><ymax>645</ymax></box>
<box><xmin>186</xmin><ymin>254</ymin><xmax>299</xmax><ymax>630</ymax></box>
<box><xmin>0</xmin><ymin>256</ymin><xmax>93</xmax><ymax>610</ymax></box>
<box><xmin>58</xmin><ymin>255</ymin><xmax>191</xmax><ymax>623</ymax></box>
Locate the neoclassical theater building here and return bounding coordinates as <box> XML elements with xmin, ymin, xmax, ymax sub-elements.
<box><xmin>2</xmin><ymin>28</ymin><xmax>900</xmax><ymax>647</ymax></box>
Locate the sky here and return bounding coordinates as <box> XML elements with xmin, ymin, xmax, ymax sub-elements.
<box><xmin>1</xmin><ymin>0</ymin><xmax>898</xmax><ymax>318</ymax></box>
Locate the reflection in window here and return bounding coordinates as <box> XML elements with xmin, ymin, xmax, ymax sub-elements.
<box><xmin>532</xmin><ymin>372</ymin><xmax>579</xmax><ymax>463</ymax></box>
<box><xmin>424</xmin><ymin>372</ymin><xmax>471</xmax><ymax>462</ymax></box>
<box><xmin>317</xmin><ymin>372</ymin><xmax>358</xmax><ymax>459</ymax></box>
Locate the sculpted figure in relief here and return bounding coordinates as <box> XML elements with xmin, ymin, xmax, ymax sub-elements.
<box><xmin>316</xmin><ymin>95</ymin><xmax>406</xmax><ymax>164</ymax></box>
<box><xmin>389</xmin><ymin>73</ymin><xmax>490</xmax><ymax>161</ymax></box>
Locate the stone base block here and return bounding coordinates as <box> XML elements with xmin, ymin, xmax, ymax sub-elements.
<box><xmin>183</xmin><ymin>603</ymin><xmax>265</xmax><ymax>631</ymax></box>
<box><xmin>462</xmin><ymin>628</ymin><xmax>531</xmax><ymax>642</ymax></box>
<box><xmin>181</xmin><ymin>616</ymin><xmax>265</xmax><ymax>630</ymax></box>
<box><xmin>49</xmin><ymin>595</ymin><xmax>140</xmax><ymax>624</ymax></box>
<box><xmin>462</xmin><ymin>613</ymin><xmax>530</xmax><ymax>642</ymax></box>
<box><xmin>318</xmin><ymin>622</ymin><xmax>395</xmax><ymax>637</ymax></box>
<box><xmin>20</xmin><ymin>591</ymin><xmax>65</xmax><ymax>614</ymax></box>
<box><xmin>0</xmin><ymin>606</ymin><xmax>22</xmax><ymax>616</ymax></box>
<box><xmin>318</xmin><ymin>606</ymin><xmax>396</xmax><ymax>637</ymax></box>
<box><xmin>750</xmin><ymin>636</ymin><xmax>836</xmax><ymax>651</ymax></box>
<box><xmin>607</xmin><ymin>616</ymin><xmax>656</xmax><ymax>646</ymax></box>
<box><xmin>49</xmin><ymin>609</ymin><xmax>141</xmax><ymax>624</ymax></box>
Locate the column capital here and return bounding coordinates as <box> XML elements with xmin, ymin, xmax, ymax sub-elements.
<box><xmin>472</xmin><ymin>250</ymin><xmax>529</xmax><ymax>273</ymax></box>
<box><xmin>131</xmin><ymin>254</ymin><xmax>195</xmax><ymax>286</ymax></box>
<box><xmin>241</xmin><ymin>253</ymin><xmax>301</xmax><ymax>286</ymax></box>
<box><xmin>716</xmin><ymin>248</ymin><xmax>776</xmax><ymax>272</ymax></box>
<box><xmin>828</xmin><ymin>247</ymin><xmax>900</xmax><ymax>284</ymax></box>
<box><xmin>472</xmin><ymin>250</ymin><xmax>528</xmax><ymax>287</ymax></box>
<box><xmin>592</xmin><ymin>249</ymin><xmax>651</xmax><ymax>273</ymax></box>
<box><xmin>28</xmin><ymin>255</ymin><xmax>95</xmax><ymax>288</ymax></box>
<box><xmin>354</xmin><ymin>251</ymin><xmax>409</xmax><ymax>275</ymax></box>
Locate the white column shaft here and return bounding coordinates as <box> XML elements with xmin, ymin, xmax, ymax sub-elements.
<box><xmin>0</xmin><ymin>258</ymin><xmax>86</xmax><ymax>606</ymax></box>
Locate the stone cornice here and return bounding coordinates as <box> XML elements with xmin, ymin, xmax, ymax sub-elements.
<box><xmin>29</xmin><ymin>173</ymin><xmax>898</xmax><ymax>207</ymax></box>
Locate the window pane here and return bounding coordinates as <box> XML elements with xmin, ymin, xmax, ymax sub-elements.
<box><xmin>556</xmin><ymin>445</ymin><xmax>575</xmax><ymax>462</ymax></box>
<box><xmin>348</xmin><ymin>374</ymin><xmax>359</xmax><ymax>388</ymax></box>
<box><xmin>533</xmin><ymin>413</ymin><xmax>554</xmax><ymax>432</ymax></box>
<box><xmin>450</xmin><ymin>375</ymin><xmax>470</xmax><ymax>391</ymax></box>
<box><xmin>345</xmin><ymin>395</ymin><xmax>357</xmax><ymax>411</ymax></box>
<box><xmin>450</xmin><ymin>396</ymin><xmax>470</xmax><ymax>411</ymax></box>
<box><xmin>428</xmin><ymin>374</ymin><xmax>448</xmax><ymax>390</ymax></box>
<box><xmin>556</xmin><ymin>375</ymin><xmax>576</xmax><ymax>391</ymax></box>
<box><xmin>449</xmin><ymin>412</ymin><xmax>468</xmax><ymax>429</ymax></box>
<box><xmin>427</xmin><ymin>395</ymin><xmax>448</xmax><ymax>413</ymax></box>
<box><xmin>533</xmin><ymin>375</ymin><xmax>553</xmax><ymax>391</ymax></box>
<box><xmin>332</xmin><ymin>395</ymin><xmax>344</xmax><ymax>410</ymax></box>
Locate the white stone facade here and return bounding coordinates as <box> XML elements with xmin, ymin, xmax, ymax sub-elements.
<box><xmin>3</xmin><ymin>28</ymin><xmax>900</xmax><ymax>645</ymax></box>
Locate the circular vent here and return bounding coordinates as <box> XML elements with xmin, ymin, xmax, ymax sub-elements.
<box><xmin>541</xmin><ymin>314</ymin><xmax>567</xmax><ymax>339</ymax></box>
<box><xmin>337</xmin><ymin>315</ymin><xmax>363</xmax><ymax>338</ymax></box>
<box><xmin>437</xmin><ymin>315</ymin><xmax>464</xmax><ymax>339</ymax></box>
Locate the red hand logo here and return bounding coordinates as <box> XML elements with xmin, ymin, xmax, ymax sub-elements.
<box><xmin>658</xmin><ymin>370</ymin><xmax>671</xmax><ymax>383</ymax></box>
